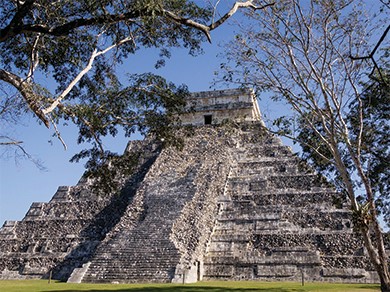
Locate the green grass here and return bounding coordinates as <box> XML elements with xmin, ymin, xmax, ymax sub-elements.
<box><xmin>0</xmin><ymin>280</ymin><xmax>381</xmax><ymax>292</ymax></box>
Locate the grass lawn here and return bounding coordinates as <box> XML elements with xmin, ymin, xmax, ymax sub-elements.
<box><xmin>0</xmin><ymin>280</ymin><xmax>381</xmax><ymax>292</ymax></box>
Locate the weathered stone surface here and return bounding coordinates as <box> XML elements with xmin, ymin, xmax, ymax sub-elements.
<box><xmin>201</xmin><ymin>123</ymin><xmax>380</xmax><ymax>283</ymax></box>
<box><xmin>180</xmin><ymin>88</ymin><xmax>262</xmax><ymax>126</ymax></box>
<box><xmin>0</xmin><ymin>88</ymin><xmax>385</xmax><ymax>284</ymax></box>
<box><xmin>0</xmin><ymin>137</ymin><xmax>161</xmax><ymax>281</ymax></box>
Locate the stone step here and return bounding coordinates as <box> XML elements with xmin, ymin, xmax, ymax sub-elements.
<box><xmin>232</xmin><ymin>162</ymin><xmax>301</xmax><ymax>177</ymax></box>
<box><xmin>83</xmin><ymin>276</ymin><xmax>172</xmax><ymax>283</ymax></box>
<box><xmin>83</xmin><ymin>274</ymin><xmax>172</xmax><ymax>281</ymax></box>
<box><xmin>87</xmin><ymin>264</ymin><xmax>176</xmax><ymax>271</ymax></box>
<box><xmin>236</xmin><ymin>144</ymin><xmax>293</xmax><ymax>155</ymax></box>
<box><xmin>91</xmin><ymin>256</ymin><xmax>179</xmax><ymax>264</ymax></box>
<box><xmin>84</xmin><ymin>268</ymin><xmax>175</xmax><ymax>277</ymax></box>
<box><xmin>204</xmin><ymin>252</ymin><xmax>321</xmax><ymax>266</ymax></box>
<box><xmin>67</xmin><ymin>262</ymin><xmax>91</xmax><ymax>283</ymax></box>
<box><xmin>227</xmin><ymin>174</ymin><xmax>326</xmax><ymax>192</ymax></box>
<box><xmin>219</xmin><ymin>206</ymin><xmax>350</xmax><ymax>215</ymax></box>
<box><xmin>91</xmin><ymin>257</ymin><xmax>178</xmax><ymax>264</ymax></box>
<box><xmin>85</xmin><ymin>271</ymin><xmax>173</xmax><ymax>277</ymax></box>
<box><xmin>228</xmin><ymin>191</ymin><xmax>341</xmax><ymax>208</ymax></box>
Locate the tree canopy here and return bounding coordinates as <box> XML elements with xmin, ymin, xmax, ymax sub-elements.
<box><xmin>217</xmin><ymin>0</ymin><xmax>390</xmax><ymax>290</ymax></box>
<box><xmin>0</xmin><ymin>0</ymin><xmax>272</xmax><ymax>172</ymax></box>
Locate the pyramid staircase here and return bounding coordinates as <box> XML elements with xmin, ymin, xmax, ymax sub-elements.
<box><xmin>203</xmin><ymin>128</ymin><xmax>377</xmax><ymax>282</ymax></box>
<box><xmin>0</xmin><ymin>139</ymin><xmax>161</xmax><ymax>280</ymax></box>
<box><xmin>77</xmin><ymin>126</ymin><xmax>232</xmax><ymax>283</ymax></box>
<box><xmin>0</xmin><ymin>124</ymin><xmax>381</xmax><ymax>284</ymax></box>
<box><xmin>80</xmin><ymin>187</ymin><xmax>188</xmax><ymax>283</ymax></box>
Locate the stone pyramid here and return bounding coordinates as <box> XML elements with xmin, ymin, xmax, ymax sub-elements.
<box><xmin>0</xmin><ymin>89</ymin><xmax>379</xmax><ymax>283</ymax></box>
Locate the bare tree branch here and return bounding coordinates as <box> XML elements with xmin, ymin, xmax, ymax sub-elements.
<box><xmin>1</xmin><ymin>1</ymin><xmax>275</xmax><ymax>43</ymax></box>
<box><xmin>42</xmin><ymin>35</ymin><xmax>133</xmax><ymax>115</ymax></box>
<box><xmin>0</xmin><ymin>0</ymin><xmax>36</xmax><ymax>42</ymax></box>
<box><xmin>0</xmin><ymin>7</ymin><xmax>141</xmax><ymax>42</ymax></box>
<box><xmin>0</xmin><ymin>69</ymin><xmax>49</xmax><ymax>127</ymax></box>
<box><xmin>164</xmin><ymin>1</ymin><xmax>275</xmax><ymax>42</ymax></box>
<box><xmin>350</xmin><ymin>25</ymin><xmax>390</xmax><ymax>61</ymax></box>
<box><xmin>350</xmin><ymin>24</ymin><xmax>390</xmax><ymax>80</ymax></box>
<box><xmin>0</xmin><ymin>135</ymin><xmax>46</xmax><ymax>170</ymax></box>
<box><xmin>0</xmin><ymin>136</ymin><xmax>23</xmax><ymax>146</ymax></box>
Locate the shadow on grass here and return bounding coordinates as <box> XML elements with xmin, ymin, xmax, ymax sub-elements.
<box><xmin>355</xmin><ymin>285</ymin><xmax>382</xmax><ymax>291</ymax></box>
<box><xmin>47</xmin><ymin>287</ymin><xmax>303</xmax><ymax>292</ymax></box>
<box><xmin>43</xmin><ymin>283</ymin><xmax>381</xmax><ymax>292</ymax></box>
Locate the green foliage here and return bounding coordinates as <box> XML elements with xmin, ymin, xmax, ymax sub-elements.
<box><xmin>70</xmin><ymin>147</ymin><xmax>143</xmax><ymax>195</ymax></box>
<box><xmin>296</xmin><ymin>113</ymin><xmax>346</xmax><ymax>189</ymax></box>
<box><xmin>65</xmin><ymin>73</ymin><xmax>189</xmax><ymax>193</ymax></box>
<box><xmin>348</xmin><ymin>71</ymin><xmax>390</xmax><ymax>222</ymax></box>
<box><xmin>0</xmin><ymin>0</ymin><xmax>216</xmax><ymax>191</ymax></box>
<box><xmin>1</xmin><ymin>0</ymin><xmax>211</xmax><ymax>94</ymax></box>
<box><xmin>218</xmin><ymin>6</ymin><xmax>390</xmax><ymax>287</ymax></box>
<box><xmin>218</xmin><ymin>0</ymin><xmax>389</xmax><ymax>210</ymax></box>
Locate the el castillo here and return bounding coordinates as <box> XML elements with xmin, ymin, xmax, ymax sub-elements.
<box><xmin>0</xmin><ymin>88</ymin><xmax>385</xmax><ymax>284</ymax></box>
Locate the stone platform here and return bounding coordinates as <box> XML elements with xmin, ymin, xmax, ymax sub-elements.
<box><xmin>0</xmin><ymin>89</ymin><xmax>382</xmax><ymax>283</ymax></box>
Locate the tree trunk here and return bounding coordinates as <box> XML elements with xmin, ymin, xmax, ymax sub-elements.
<box><xmin>379</xmin><ymin>268</ymin><xmax>390</xmax><ymax>292</ymax></box>
<box><xmin>360</xmin><ymin>225</ymin><xmax>390</xmax><ymax>292</ymax></box>
<box><xmin>335</xmin><ymin>149</ymin><xmax>390</xmax><ymax>292</ymax></box>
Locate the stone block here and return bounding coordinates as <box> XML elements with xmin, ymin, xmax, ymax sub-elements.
<box><xmin>256</xmin><ymin>265</ymin><xmax>297</xmax><ymax>277</ymax></box>
<box><xmin>234</xmin><ymin>266</ymin><xmax>255</xmax><ymax>279</ymax></box>
<box><xmin>204</xmin><ymin>264</ymin><xmax>234</xmax><ymax>277</ymax></box>
<box><xmin>22</xmin><ymin>264</ymin><xmax>48</xmax><ymax>275</ymax></box>
<box><xmin>322</xmin><ymin>268</ymin><xmax>368</xmax><ymax>278</ymax></box>
<box><xmin>50</xmin><ymin>186</ymin><xmax>70</xmax><ymax>202</ymax></box>
<box><xmin>249</xmin><ymin>181</ymin><xmax>267</xmax><ymax>191</ymax></box>
<box><xmin>25</xmin><ymin>203</ymin><xmax>44</xmax><ymax>218</ymax></box>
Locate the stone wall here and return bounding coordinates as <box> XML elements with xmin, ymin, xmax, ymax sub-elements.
<box><xmin>180</xmin><ymin>88</ymin><xmax>262</xmax><ymax>126</ymax></box>
<box><xmin>202</xmin><ymin>124</ymin><xmax>380</xmax><ymax>283</ymax></box>
<box><xmin>0</xmin><ymin>138</ymin><xmax>161</xmax><ymax>280</ymax></box>
<box><xmin>170</xmin><ymin>127</ymin><xmax>236</xmax><ymax>283</ymax></box>
<box><xmin>0</xmin><ymin>120</ymin><xmax>385</xmax><ymax>284</ymax></box>
<box><xmin>80</xmin><ymin>127</ymin><xmax>238</xmax><ymax>283</ymax></box>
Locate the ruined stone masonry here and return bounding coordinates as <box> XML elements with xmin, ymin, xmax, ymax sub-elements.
<box><xmin>0</xmin><ymin>88</ymin><xmax>382</xmax><ymax>283</ymax></box>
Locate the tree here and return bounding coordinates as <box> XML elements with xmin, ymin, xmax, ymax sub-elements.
<box><xmin>218</xmin><ymin>0</ymin><xmax>390</xmax><ymax>290</ymax></box>
<box><xmin>0</xmin><ymin>0</ymin><xmax>273</xmax><ymax>179</ymax></box>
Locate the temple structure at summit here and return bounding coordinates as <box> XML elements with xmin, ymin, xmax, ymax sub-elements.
<box><xmin>0</xmin><ymin>88</ymin><xmax>381</xmax><ymax>283</ymax></box>
<box><xmin>180</xmin><ymin>88</ymin><xmax>262</xmax><ymax>126</ymax></box>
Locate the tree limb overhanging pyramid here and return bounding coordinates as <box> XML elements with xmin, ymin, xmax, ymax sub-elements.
<box><xmin>0</xmin><ymin>88</ymin><xmax>382</xmax><ymax>283</ymax></box>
